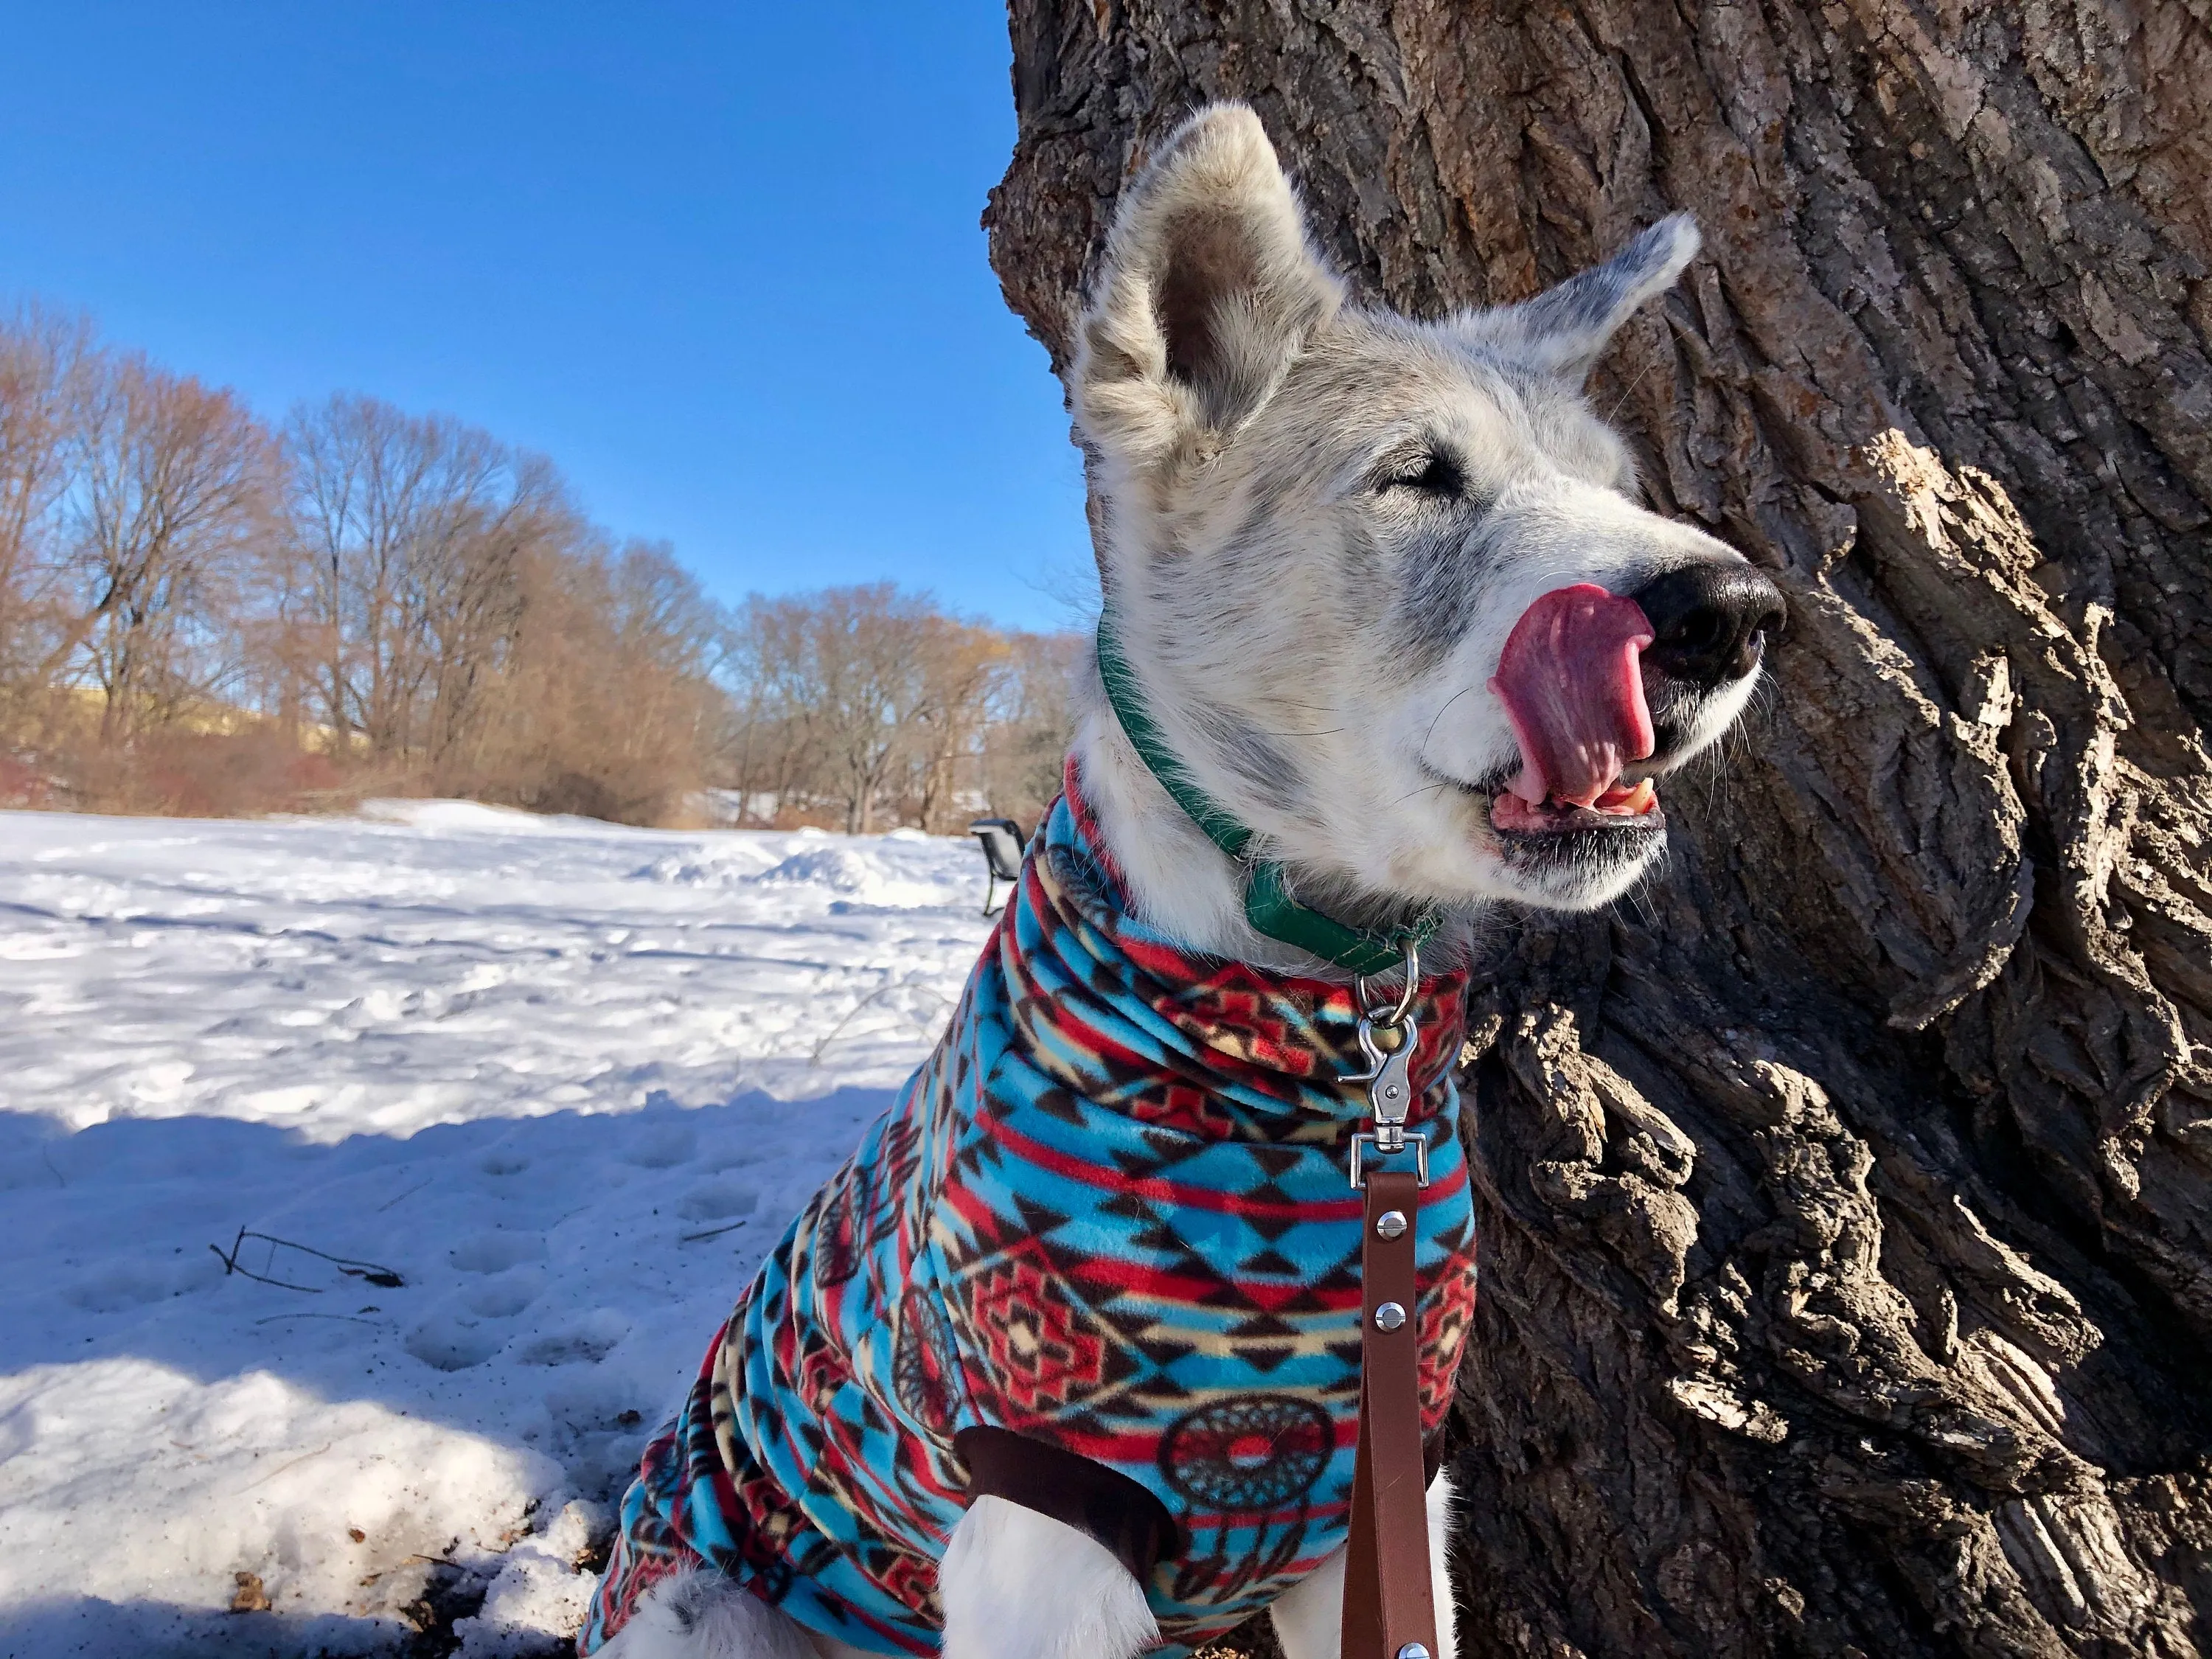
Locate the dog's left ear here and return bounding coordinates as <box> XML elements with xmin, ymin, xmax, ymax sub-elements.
<box><xmin>1476</xmin><ymin>215</ymin><xmax>1700</xmax><ymax>386</ymax></box>
<box><xmin>1075</xmin><ymin>103</ymin><xmax>1344</xmax><ymax>473</ymax></box>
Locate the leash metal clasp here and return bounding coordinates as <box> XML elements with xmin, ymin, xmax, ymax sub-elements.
<box><xmin>1349</xmin><ymin>1127</ymin><xmax>1429</xmax><ymax>1190</ymax></box>
<box><xmin>1346</xmin><ymin>939</ymin><xmax>1430</xmax><ymax>1189</ymax></box>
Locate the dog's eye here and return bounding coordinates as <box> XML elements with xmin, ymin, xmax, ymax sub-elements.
<box><xmin>1383</xmin><ymin>453</ymin><xmax>1462</xmax><ymax>498</ymax></box>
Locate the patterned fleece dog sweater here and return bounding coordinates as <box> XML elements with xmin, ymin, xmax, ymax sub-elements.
<box><xmin>582</xmin><ymin>768</ymin><xmax>1478</xmax><ymax>1656</ymax></box>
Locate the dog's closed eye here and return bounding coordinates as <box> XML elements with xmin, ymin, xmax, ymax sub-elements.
<box><xmin>1380</xmin><ymin>450</ymin><xmax>1464</xmax><ymax>499</ymax></box>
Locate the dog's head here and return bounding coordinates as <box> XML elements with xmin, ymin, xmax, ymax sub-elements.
<box><xmin>1074</xmin><ymin>104</ymin><xmax>1782</xmax><ymax>919</ymax></box>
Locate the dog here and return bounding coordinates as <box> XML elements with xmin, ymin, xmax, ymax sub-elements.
<box><xmin>583</xmin><ymin>102</ymin><xmax>1782</xmax><ymax>1659</ymax></box>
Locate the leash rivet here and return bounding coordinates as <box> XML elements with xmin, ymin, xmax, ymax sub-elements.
<box><xmin>1397</xmin><ymin>1645</ymin><xmax>1433</xmax><ymax>1659</ymax></box>
<box><xmin>1375</xmin><ymin>1208</ymin><xmax>1408</xmax><ymax>1239</ymax></box>
<box><xmin>1374</xmin><ymin>1301</ymin><xmax>1407</xmax><ymax>1331</ymax></box>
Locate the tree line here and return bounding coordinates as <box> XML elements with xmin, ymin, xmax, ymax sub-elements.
<box><xmin>0</xmin><ymin>301</ymin><xmax>1076</xmax><ymax>831</ymax></box>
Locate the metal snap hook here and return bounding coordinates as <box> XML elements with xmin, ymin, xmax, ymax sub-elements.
<box><xmin>1353</xmin><ymin>936</ymin><xmax>1422</xmax><ymax>1029</ymax></box>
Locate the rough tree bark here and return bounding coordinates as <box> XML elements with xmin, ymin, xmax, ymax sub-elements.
<box><xmin>986</xmin><ymin>4</ymin><xmax>2212</xmax><ymax>1655</ymax></box>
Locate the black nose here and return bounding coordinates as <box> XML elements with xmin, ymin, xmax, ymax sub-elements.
<box><xmin>1630</xmin><ymin>563</ymin><xmax>1786</xmax><ymax>688</ymax></box>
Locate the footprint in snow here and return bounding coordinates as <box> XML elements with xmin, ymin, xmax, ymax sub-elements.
<box><xmin>403</xmin><ymin>1314</ymin><xmax>507</xmax><ymax>1373</ymax></box>
<box><xmin>619</xmin><ymin>1127</ymin><xmax>696</xmax><ymax>1169</ymax></box>
<box><xmin>463</xmin><ymin>1267</ymin><xmax>546</xmax><ymax>1318</ymax></box>
<box><xmin>64</xmin><ymin>1253</ymin><xmax>223</xmax><ymax>1312</ymax></box>
<box><xmin>447</xmin><ymin>1231</ymin><xmax>548</xmax><ymax>1274</ymax></box>
<box><xmin>678</xmin><ymin>1181</ymin><xmax>758</xmax><ymax>1222</ymax></box>
<box><xmin>515</xmin><ymin>1310</ymin><xmax>631</xmax><ymax>1367</ymax></box>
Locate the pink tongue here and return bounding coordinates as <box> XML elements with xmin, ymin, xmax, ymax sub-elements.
<box><xmin>1487</xmin><ymin>584</ymin><xmax>1656</xmax><ymax>807</ymax></box>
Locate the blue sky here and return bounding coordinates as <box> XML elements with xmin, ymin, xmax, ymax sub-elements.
<box><xmin>0</xmin><ymin>2</ymin><xmax>1092</xmax><ymax>631</ymax></box>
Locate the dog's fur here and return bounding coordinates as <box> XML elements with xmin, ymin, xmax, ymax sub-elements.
<box><xmin>603</xmin><ymin>102</ymin><xmax>1768</xmax><ymax>1659</ymax></box>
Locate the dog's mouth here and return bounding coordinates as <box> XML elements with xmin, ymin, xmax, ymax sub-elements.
<box><xmin>1481</xmin><ymin>582</ymin><xmax>1667</xmax><ymax>849</ymax></box>
<box><xmin>1487</xmin><ymin>777</ymin><xmax>1662</xmax><ymax>836</ymax></box>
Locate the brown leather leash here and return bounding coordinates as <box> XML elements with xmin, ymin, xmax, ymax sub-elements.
<box><xmin>1340</xmin><ymin>950</ymin><xmax>1440</xmax><ymax>1659</ymax></box>
<box><xmin>1342</xmin><ymin>1165</ymin><xmax>1437</xmax><ymax>1658</ymax></box>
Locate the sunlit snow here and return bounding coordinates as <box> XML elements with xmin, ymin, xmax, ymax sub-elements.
<box><xmin>0</xmin><ymin>802</ymin><xmax>998</xmax><ymax>1655</ymax></box>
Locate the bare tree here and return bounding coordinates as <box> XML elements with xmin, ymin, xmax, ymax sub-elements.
<box><xmin>284</xmin><ymin>393</ymin><xmax>414</xmax><ymax>754</ymax></box>
<box><xmin>458</xmin><ymin>537</ymin><xmax>730</xmax><ymax>821</ymax></box>
<box><xmin>417</xmin><ymin>452</ymin><xmax>574</xmax><ymax>773</ymax></box>
<box><xmin>729</xmin><ymin>583</ymin><xmax>941</xmax><ymax>832</ymax></box>
<box><xmin>908</xmin><ymin>613</ymin><xmax>1009</xmax><ymax>832</ymax></box>
<box><xmin>59</xmin><ymin>352</ymin><xmax>272</xmax><ymax>740</ymax></box>
<box><xmin>720</xmin><ymin>595</ymin><xmax>824</xmax><ymax>821</ymax></box>
<box><xmin>282</xmin><ymin>394</ymin><xmax>569</xmax><ymax>765</ymax></box>
<box><xmin>978</xmin><ymin>628</ymin><xmax>1079</xmax><ymax>830</ymax></box>
<box><xmin>720</xmin><ymin>585</ymin><xmax>1081</xmax><ymax>832</ymax></box>
<box><xmin>606</xmin><ymin>539</ymin><xmax>727</xmax><ymax>694</ymax></box>
<box><xmin>0</xmin><ymin>304</ymin><xmax>94</xmax><ymax>731</ymax></box>
<box><xmin>990</xmin><ymin>9</ymin><xmax>2212</xmax><ymax>1655</ymax></box>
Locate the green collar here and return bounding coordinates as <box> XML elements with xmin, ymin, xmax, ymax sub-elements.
<box><xmin>1094</xmin><ymin>614</ymin><xmax>1439</xmax><ymax>978</ymax></box>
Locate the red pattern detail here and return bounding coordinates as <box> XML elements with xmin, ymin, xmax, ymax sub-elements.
<box><xmin>798</xmin><ymin>1326</ymin><xmax>855</xmax><ymax>1418</ymax></box>
<box><xmin>988</xmin><ymin>1110</ymin><xmax>1371</xmax><ymax>1223</ymax></box>
<box><xmin>965</xmin><ymin>1248</ymin><xmax>1110</xmax><ymax>1419</ymax></box>
<box><xmin>589</xmin><ymin>1531</ymin><xmax>702</xmax><ymax>1645</ymax></box>
<box><xmin>1131</xmin><ymin>1078</ymin><xmax>1216</xmax><ymax>1127</ymax></box>
<box><xmin>734</xmin><ymin>1460</ymin><xmax>801</xmax><ymax>1548</ymax></box>
<box><xmin>866</xmin><ymin>1546</ymin><xmax>940</xmax><ymax>1621</ymax></box>
<box><xmin>1417</xmin><ymin>1253</ymin><xmax>1481</xmax><ymax>1426</ymax></box>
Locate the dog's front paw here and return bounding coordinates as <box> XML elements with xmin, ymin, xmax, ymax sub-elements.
<box><xmin>596</xmin><ymin>1568</ymin><xmax>818</xmax><ymax>1659</ymax></box>
<box><xmin>939</xmin><ymin>1496</ymin><xmax>1158</xmax><ymax>1659</ymax></box>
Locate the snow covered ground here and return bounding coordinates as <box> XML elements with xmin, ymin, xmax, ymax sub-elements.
<box><xmin>0</xmin><ymin>801</ymin><xmax>1000</xmax><ymax>1657</ymax></box>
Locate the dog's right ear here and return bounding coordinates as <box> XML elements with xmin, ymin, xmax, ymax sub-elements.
<box><xmin>1074</xmin><ymin>104</ymin><xmax>1343</xmax><ymax>474</ymax></box>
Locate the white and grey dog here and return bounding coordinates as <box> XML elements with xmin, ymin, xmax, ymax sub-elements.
<box><xmin>602</xmin><ymin>102</ymin><xmax>1779</xmax><ymax>1659</ymax></box>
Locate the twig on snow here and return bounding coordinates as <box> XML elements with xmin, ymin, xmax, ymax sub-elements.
<box><xmin>374</xmin><ymin>1178</ymin><xmax>435</xmax><ymax>1214</ymax></box>
<box><xmin>209</xmin><ymin>1227</ymin><xmax>406</xmax><ymax>1293</ymax></box>
<box><xmin>681</xmin><ymin>1220</ymin><xmax>751</xmax><ymax>1243</ymax></box>
<box><xmin>807</xmin><ymin>973</ymin><xmax>953</xmax><ymax>1065</ymax></box>
<box><xmin>240</xmin><ymin>1441</ymin><xmax>334</xmax><ymax>1492</ymax></box>
<box><xmin>808</xmin><ymin>973</ymin><xmax>906</xmax><ymax>1065</ymax></box>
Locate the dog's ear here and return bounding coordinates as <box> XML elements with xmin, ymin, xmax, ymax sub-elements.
<box><xmin>1074</xmin><ymin>103</ymin><xmax>1343</xmax><ymax>471</ymax></box>
<box><xmin>1476</xmin><ymin>215</ymin><xmax>1700</xmax><ymax>386</ymax></box>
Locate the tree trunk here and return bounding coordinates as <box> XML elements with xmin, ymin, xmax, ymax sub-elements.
<box><xmin>987</xmin><ymin>5</ymin><xmax>2212</xmax><ymax>1655</ymax></box>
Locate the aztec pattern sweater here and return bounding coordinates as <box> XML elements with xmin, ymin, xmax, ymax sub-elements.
<box><xmin>582</xmin><ymin>767</ymin><xmax>1478</xmax><ymax>1657</ymax></box>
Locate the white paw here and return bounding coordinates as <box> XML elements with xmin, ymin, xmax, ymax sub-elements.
<box><xmin>939</xmin><ymin>1495</ymin><xmax>1158</xmax><ymax>1659</ymax></box>
<box><xmin>594</xmin><ymin>1569</ymin><xmax>818</xmax><ymax>1659</ymax></box>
